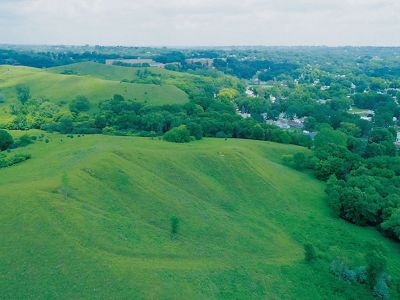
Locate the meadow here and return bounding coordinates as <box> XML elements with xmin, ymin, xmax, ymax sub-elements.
<box><xmin>1</xmin><ymin>133</ymin><xmax>399</xmax><ymax>299</ymax></box>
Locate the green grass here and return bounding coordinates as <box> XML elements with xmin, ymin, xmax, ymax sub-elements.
<box><xmin>0</xmin><ymin>65</ymin><xmax>189</xmax><ymax>107</ymax></box>
<box><xmin>49</xmin><ymin>61</ymin><xmax>243</xmax><ymax>95</ymax></box>
<box><xmin>49</xmin><ymin>61</ymin><xmax>195</xmax><ymax>81</ymax></box>
<box><xmin>0</xmin><ymin>134</ymin><xmax>399</xmax><ymax>299</ymax></box>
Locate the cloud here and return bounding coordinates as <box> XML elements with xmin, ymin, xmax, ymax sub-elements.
<box><xmin>0</xmin><ymin>0</ymin><xmax>399</xmax><ymax>46</ymax></box>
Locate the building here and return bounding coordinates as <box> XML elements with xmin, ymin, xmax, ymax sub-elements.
<box><xmin>236</xmin><ymin>109</ymin><xmax>251</xmax><ymax>119</ymax></box>
<box><xmin>348</xmin><ymin>108</ymin><xmax>375</xmax><ymax>122</ymax></box>
<box><xmin>245</xmin><ymin>88</ymin><xmax>256</xmax><ymax>97</ymax></box>
<box><xmin>265</xmin><ymin>114</ymin><xmax>305</xmax><ymax>130</ymax></box>
<box><xmin>185</xmin><ymin>58</ymin><xmax>214</xmax><ymax>67</ymax></box>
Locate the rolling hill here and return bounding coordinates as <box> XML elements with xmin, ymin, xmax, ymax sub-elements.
<box><xmin>1</xmin><ymin>133</ymin><xmax>399</xmax><ymax>299</ymax></box>
<box><xmin>0</xmin><ymin>65</ymin><xmax>189</xmax><ymax>108</ymax></box>
<box><xmin>48</xmin><ymin>61</ymin><xmax>244</xmax><ymax>95</ymax></box>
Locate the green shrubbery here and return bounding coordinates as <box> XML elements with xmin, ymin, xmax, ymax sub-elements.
<box><xmin>0</xmin><ymin>130</ymin><xmax>14</xmax><ymax>151</ymax></box>
<box><xmin>164</xmin><ymin>125</ymin><xmax>191</xmax><ymax>143</ymax></box>
<box><xmin>0</xmin><ymin>153</ymin><xmax>31</xmax><ymax>168</ymax></box>
<box><xmin>330</xmin><ymin>251</ymin><xmax>391</xmax><ymax>299</ymax></box>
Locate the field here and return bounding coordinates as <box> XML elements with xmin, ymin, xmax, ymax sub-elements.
<box><xmin>1</xmin><ymin>133</ymin><xmax>399</xmax><ymax>299</ymax></box>
<box><xmin>0</xmin><ymin>65</ymin><xmax>189</xmax><ymax>108</ymax></box>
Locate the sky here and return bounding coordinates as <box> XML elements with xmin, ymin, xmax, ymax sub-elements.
<box><xmin>0</xmin><ymin>0</ymin><xmax>399</xmax><ymax>46</ymax></box>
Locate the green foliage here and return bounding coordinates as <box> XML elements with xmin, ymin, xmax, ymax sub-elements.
<box><xmin>170</xmin><ymin>216</ymin><xmax>180</xmax><ymax>237</ymax></box>
<box><xmin>304</xmin><ymin>243</ymin><xmax>317</xmax><ymax>263</ymax></box>
<box><xmin>366</xmin><ymin>251</ymin><xmax>387</xmax><ymax>289</ymax></box>
<box><xmin>251</xmin><ymin>124</ymin><xmax>265</xmax><ymax>140</ymax></box>
<box><xmin>13</xmin><ymin>135</ymin><xmax>34</xmax><ymax>148</ymax></box>
<box><xmin>381</xmin><ymin>208</ymin><xmax>400</xmax><ymax>239</ymax></box>
<box><xmin>0</xmin><ymin>153</ymin><xmax>31</xmax><ymax>168</ymax></box>
<box><xmin>164</xmin><ymin>125</ymin><xmax>191</xmax><ymax>143</ymax></box>
<box><xmin>0</xmin><ymin>130</ymin><xmax>14</xmax><ymax>151</ymax></box>
<box><xmin>69</xmin><ymin>96</ymin><xmax>90</xmax><ymax>113</ymax></box>
<box><xmin>314</xmin><ymin>128</ymin><xmax>347</xmax><ymax>149</ymax></box>
<box><xmin>329</xmin><ymin>260</ymin><xmax>367</xmax><ymax>283</ymax></box>
<box><xmin>16</xmin><ymin>85</ymin><xmax>31</xmax><ymax>104</ymax></box>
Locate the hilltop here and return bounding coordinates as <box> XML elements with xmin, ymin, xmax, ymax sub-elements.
<box><xmin>0</xmin><ymin>65</ymin><xmax>189</xmax><ymax>108</ymax></box>
<box><xmin>1</xmin><ymin>133</ymin><xmax>399</xmax><ymax>299</ymax></box>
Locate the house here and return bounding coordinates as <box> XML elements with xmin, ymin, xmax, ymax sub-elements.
<box><xmin>349</xmin><ymin>108</ymin><xmax>375</xmax><ymax>122</ymax></box>
<box><xmin>265</xmin><ymin>114</ymin><xmax>305</xmax><ymax>130</ymax></box>
<box><xmin>245</xmin><ymin>88</ymin><xmax>256</xmax><ymax>97</ymax></box>
<box><xmin>185</xmin><ymin>58</ymin><xmax>214</xmax><ymax>67</ymax></box>
<box><xmin>317</xmin><ymin>99</ymin><xmax>331</xmax><ymax>104</ymax></box>
<box><xmin>236</xmin><ymin>109</ymin><xmax>251</xmax><ymax>119</ymax></box>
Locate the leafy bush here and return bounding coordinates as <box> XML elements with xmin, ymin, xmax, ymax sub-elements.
<box><xmin>69</xmin><ymin>96</ymin><xmax>90</xmax><ymax>113</ymax></box>
<box><xmin>170</xmin><ymin>216</ymin><xmax>180</xmax><ymax>237</ymax></box>
<box><xmin>304</xmin><ymin>243</ymin><xmax>317</xmax><ymax>263</ymax></box>
<box><xmin>373</xmin><ymin>272</ymin><xmax>391</xmax><ymax>300</ymax></box>
<box><xmin>12</xmin><ymin>135</ymin><xmax>33</xmax><ymax>148</ymax></box>
<box><xmin>330</xmin><ymin>260</ymin><xmax>367</xmax><ymax>284</ymax></box>
<box><xmin>164</xmin><ymin>125</ymin><xmax>191</xmax><ymax>143</ymax></box>
<box><xmin>0</xmin><ymin>153</ymin><xmax>31</xmax><ymax>168</ymax></box>
<box><xmin>0</xmin><ymin>130</ymin><xmax>14</xmax><ymax>151</ymax></box>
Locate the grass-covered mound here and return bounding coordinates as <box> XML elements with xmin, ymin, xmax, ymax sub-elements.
<box><xmin>0</xmin><ymin>134</ymin><xmax>399</xmax><ymax>299</ymax></box>
<box><xmin>0</xmin><ymin>65</ymin><xmax>189</xmax><ymax>108</ymax></box>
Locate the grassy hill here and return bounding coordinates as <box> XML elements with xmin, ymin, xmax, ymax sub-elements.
<box><xmin>1</xmin><ymin>134</ymin><xmax>399</xmax><ymax>299</ymax></box>
<box><xmin>49</xmin><ymin>61</ymin><xmax>194</xmax><ymax>82</ymax></box>
<box><xmin>0</xmin><ymin>65</ymin><xmax>189</xmax><ymax>108</ymax></box>
<box><xmin>49</xmin><ymin>62</ymin><xmax>244</xmax><ymax>95</ymax></box>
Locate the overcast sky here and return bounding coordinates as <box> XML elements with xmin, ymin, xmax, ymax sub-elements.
<box><xmin>0</xmin><ymin>0</ymin><xmax>399</xmax><ymax>46</ymax></box>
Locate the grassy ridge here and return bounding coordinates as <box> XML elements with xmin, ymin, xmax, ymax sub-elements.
<box><xmin>1</xmin><ymin>134</ymin><xmax>399</xmax><ymax>299</ymax></box>
<box><xmin>0</xmin><ymin>65</ymin><xmax>189</xmax><ymax>107</ymax></box>
<box><xmin>49</xmin><ymin>61</ymin><xmax>195</xmax><ymax>81</ymax></box>
<box><xmin>49</xmin><ymin>62</ymin><xmax>244</xmax><ymax>95</ymax></box>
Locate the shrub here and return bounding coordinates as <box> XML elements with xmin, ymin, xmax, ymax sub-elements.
<box><xmin>164</xmin><ymin>125</ymin><xmax>191</xmax><ymax>143</ymax></box>
<box><xmin>170</xmin><ymin>216</ymin><xmax>180</xmax><ymax>237</ymax></box>
<box><xmin>69</xmin><ymin>96</ymin><xmax>90</xmax><ymax>113</ymax></box>
<box><xmin>0</xmin><ymin>130</ymin><xmax>14</xmax><ymax>151</ymax></box>
<box><xmin>366</xmin><ymin>251</ymin><xmax>387</xmax><ymax>289</ymax></box>
<box><xmin>13</xmin><ymin>135</ymin><xmax>33</xmax><ymax>148</ymax></box>
<box><xmin>0</xmin><ymin>153</ymin><xmax>31</xmax><ymax>168</ymax></box>
<box><xmin>304</xmin><ymin>243</ymin><xmax>317</xmax><ymax>263</ymax></box>
<box><xmin>16</xmin><ymin>85</ymin><xmax>31</xmax><ymax>104</ymax></box>
<box><xmin>374</xmin><ymin>272</ymin><xmax>391</xmax><ymax>299</ymax></box>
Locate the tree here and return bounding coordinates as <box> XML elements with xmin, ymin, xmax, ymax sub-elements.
<box><xmin>381</xmin><ymin>208</ymin><xmax>400</xmax><ymax>240</ymax></box>
<box><xmin>16</xmin><ymin>85</ymin><xmax>31</xmax><ymax>104</ymax></box>
<box><xmin>304</xmin><ymin>243</ymin><xmax>317</xmax><ymax>263</ymax></box>
<box><xmin>170</xmin><ymin>216</ymin><xmax>180</xmax><ymax>237</ymax></box>
<box><xmin>69</xmin><ymin>96</ymin><xmax>90</xmax><ymax>113</ymax></box>
<box><xmin>164</xmin><ymin>125</ymin><xmax>191</xmax><ymax>143</ymax></box>
<box><xmin>0</xmin><ymin>130</ymin><xmax>14</xmax><ymax>151</ymax></box>
<box><xmin>58</xmin><ymin>116</ymin><xmax>74</xmax><ymax>134</ymax></box>
<box><xmin>251</xmin><ymin>124</ymin><xmax>265</xmax><ymax>140</ymax></box>
<box><xmin>217</xmin><ymin>88</ymin><xmax>238</xmax><ymax>102</ymax></box>
<box><xmin>314</xmin><ymin>128</ymin><xmax>347</xmax><ymax>149</ymax></box>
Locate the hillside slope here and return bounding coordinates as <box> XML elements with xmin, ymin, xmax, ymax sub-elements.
<box><xmin>49</xmin><ymin>62</ymin><xmax>244</xmax><ymax>95</ymax></box>
<box><xmin>1</xmin><ymin>135</ymin><xmax>399</xmax><ymax>299</ymax></box>
<box><xmin>49</xmin><ymin>61</ymin><xmax>196</xmax><ymax>81</ymax></box>
<box><xmin>0</xmin><ymin>65</ymin><xmax>189</xmax><ymax>107</ymax></box>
